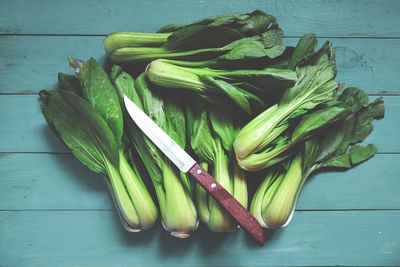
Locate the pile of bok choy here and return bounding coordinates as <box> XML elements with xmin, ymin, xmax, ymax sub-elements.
<box><xmin>39</xmin><ymin>10</ymin><xmax>384</xmax><ymax>239</ymax></box>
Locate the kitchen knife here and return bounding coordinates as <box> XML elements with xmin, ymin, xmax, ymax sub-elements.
<box><xmin>123</xmin><ymin>95</ymin><xmax>264</xmax><ymax>245</ymax></box>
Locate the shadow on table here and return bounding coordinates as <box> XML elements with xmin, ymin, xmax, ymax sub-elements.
<box><xmin>40</xmin><ymin>126</ymin><xmax>108</xmax><ymax>193</ymax></box>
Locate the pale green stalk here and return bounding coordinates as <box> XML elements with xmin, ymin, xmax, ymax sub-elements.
<box><xmin>250</xmin><ymin>171</ymin><xmax>284</xmax><ymax>228</ymax></box>
<box><xmin>104</xmin><ymin>32</ymin><xmax>171</xmax><ymax>53</ymax></box>
<box><xmin>232</xmin><ymin>162</ymin><xmax>248</xmax><ymax>209</ymax></box>
<box><xmin>207</xmin><ymin>145</ymin><xmax>236</xmax><ymax>231</ymax></box>
<box><xmin>109</xmin><ymin>46</ymin><xmax>220</xmax><ymax>63</ymax></box>
<box><xmin>195</xmin><ymin>163</ymin><xmax>211</xmax><ymax>223</ymax></box>
<box><xmin>262</xmin><ymin>154</ymin><xmax>305</xmax><ymax>229</ymax></box>
<box><xmin>104</xmin><ymin>159</ymin><xmax>141</xmax><ymax>230</ymax></box>
<box><xmin>161</xmin><ymin>161</ymin><xmax>198</xmax><ymax>238</ymax></box>
<box><xmin>118</xmin><ymin>150</ymin><xmax>158</xmax><ymax>229</ymax></box>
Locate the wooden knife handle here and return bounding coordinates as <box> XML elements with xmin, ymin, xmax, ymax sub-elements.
<box><xmin>188</xmin><ymin>163</ymin><xmax>265</xmax><ymax>246</ymax></box>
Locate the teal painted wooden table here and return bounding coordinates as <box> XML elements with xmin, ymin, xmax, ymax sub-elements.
<box><xmin>1</xmin><ymin>1</ymin><xmax>399</xmax><ymax>266</ymax></box>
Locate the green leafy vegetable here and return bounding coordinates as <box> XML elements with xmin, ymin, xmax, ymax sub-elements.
<box><xmin>187</xmin><ymin>99</ymin><xmax>247</xmax><ymax>231</ymax></box>
<box><xmin>234</xmin><ymin>39</ymin><xmax>339</xmax><ymax>170</ymax></box>
<box><xmin>146</xmin><ymin>59</ymin><xmax>296</xmax><ymax>113</ymax></box>
<box><xmin>40</xmin><ymin>88</ymin><xmax>158</xmax><ymax>231</ymax></box>
<box><xmin>251</xmin><ymin>87</ymin><xmax>384</xmax><ymax>229</ymax></box>
<box><xmin>104</xmin><ymin>11</ymin><xmax>284</xmax><ymax>65</ymax></box>
<box><xmin>111</xmin><ymin>68</ymin><xmax>198</xmax><ymax>238</ymax></box>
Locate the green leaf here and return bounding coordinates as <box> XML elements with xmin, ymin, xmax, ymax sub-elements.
<box><xmin>258</xmin><ymin>28</ymin><xmax>283</xmax><ymax>48</ymax></box>
<box><xmin>280</xmin><ymin>59</ymin><xmax>336</xmax><ymax>105</ymax></box>
<box><xmin>112</xmin><ymin>72</ymin><xmax>164</xmax><ymax>183</ymax></box>
<box><xmin>306</xmin><ymin>87</ymin><xmax>384</xmax><ymax>171</ymax></box>
<box><xmin>40</xmin><ymin>90</ymin><xmax>119</xmax><ymax>174</ymax></box>
<box><xmin>157</xmin><ymin>12</ymin><xmax>240</xmax><ymax>33</ymax></box>
<box><xmin>209</xmin><ymin>104</ymin><xmax>239</xmax><ymax>151</ymax></box>
<box><xmin>158</xmin><ymin>10</ymin><xmax>276</xmax><ymax>37</ymax></box>
<box><xmin>312</xmin><ymin>123</ymin><xmax>346</xmax><ymax>165</ymax></box>
<box><xmin>221</xmin><ymin>40</ymin><xmax>285</xmax><ymax>61</ymax></box>
<box><xmin>57</xmin><ymin>72</ymin><xmax>82</xmax><ymax>96</ymax></box>
<box><xmin>236</xmin><ymin>10</ymin><xmax>277</xmax><ymax>36</ymax></box>
<box><xmin>338</xmin><ymin>87</ymin><xmax>369</xmax><ymax>112</ymax></box>
<box><xmin>204</xmin><ymin>76</ymin><xmax>263</xmax><ymax>114</ymax></box>
<box><xmin>221</xmin><ymin>67</ymin><xmax>297</xmax><ymax>93</ymax></box>
<box><xmin>110</xmin><ymin>65</ymin><xmax>142</xmax><ymax>108</ymax></box>
<box><xmin>164</xmin><ymin>93</ymin><xmax>187</xmax><ymax>148</ymax></box>
<box><xmin>292</xmin><ymin>105</ymin><xmax>350</xmax><ymax>142</ymax></box>
<box><xmin>321</xmin><ymin>152</ymin><xmax>351</xmax><ymax>168</ymax></box>
<box><xmin>288</xmin><ymin>33</ymin><xmax>317</xmax><ymax>70</ymax></box>
<box><xmin>322</xmin><ymin>144</ymin><xmax>377</xmax><ymax>169</ymax></box>
<box><xmin>367</xmin><ymin>97</ymin><xmax>385</xmax><ymax>120</ymax></box>
<box><xmin>188</xmin><ymin>101</ymin><xmax>218</xmax><ymax>163</ymax></box>
<box><xmin>164</xmin><ymin>25</ymin><xmax>243</xmax><ymax>50</ymax></box>
<box><xmin>72</xmin><ymin>58</ymin><xmax>124</xmax><ymax>145</ymax></box>
<box><xmin>349</xmin><ymin>144</ymin><xmax>377</xmax><ymax>165</ymax></box>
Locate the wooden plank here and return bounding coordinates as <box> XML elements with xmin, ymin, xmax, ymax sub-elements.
<box><xmin>0</xmin><ymin>36</ymin><xmax>104</xmax><ymax>93</ymax></box>
<box><xmin>1</xmin><ymin>36</ymin><xmax>400</xmax><ymax>94</ymax></box>
<box><xmin>0</xmin><ymin>154</ymin><xmax>399</xmax><ymax>211</ymax></box>
<box><xmin>0</xmin><ymin>210</ymin><xmax>399</xmax><ymax>266</ymax></box>
<box><xmin>0</xmin><ymin>95</ymin><xmax>67</xmax><ymax>153</ymax></box>
<box><xmin>0</xmin><ymin>95</ymin><xmax>397</xmax><ymax>153</ymax></box>
<box><xmin>1</xmin><ymin>0</ymin><xmax>400</xmax><ymax>37</ymax></box>
<box><xmin>0</xmin><ymin>154</ymin><xmax>112</xmax><ymax>210</ymax></box>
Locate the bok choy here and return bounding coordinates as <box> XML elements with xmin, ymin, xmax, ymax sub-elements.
<box><xmin>111</xmin><ymin>67</ymin><xmax>198</xmax><ymax>238</ymax></box>
<box><xmin>234</xmin><ymin>35</ymin><xmax>341</xmax><ymax>170</ymax></box>
<box><xmin>40</xmin><ymin>58</ymin><xmax>158</xmax><ymax>231</ymax></box>
<box><xmin>187</xmin><ymin>100</ymin><xmax>247</xmax><ymax>231</ymax></box>
<box><xmin>146</xmin><ymin>59</ymin><xmax>296</xmax><ymax>113</ymax></box>
<box><xmin>104</xmin><ymin>10</ymin><xmax>284</xmax><ymax>64</ymax></box>
<box><xmin>251</xmin><ymin>87</ymin><xmax>384</xmax><ymax>229</ymax></box>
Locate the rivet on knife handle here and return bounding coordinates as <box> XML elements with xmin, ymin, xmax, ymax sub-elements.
<box><xmin>189</xmin><ymin>163</ymin><xmax>265</xmax><ymax>246</ymax></box>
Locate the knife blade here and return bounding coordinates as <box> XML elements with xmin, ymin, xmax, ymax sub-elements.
<box><xmin>123</xmin><ymin>95</ymin><xmax>264</xmax><ymax>245</ymax></box>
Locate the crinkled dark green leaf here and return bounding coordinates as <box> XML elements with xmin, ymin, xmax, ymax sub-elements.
<box><xmin>307</xmin><ymin>88</ymin><xmax>384</xmax><ymax>171</ymax></box>
<box><xmin>288</xmin><ymin>33</ymin><xmax>317</xmax><ymax>70</ymax></box>
<box><xmin>338</xmin><ymin>87</ymin><xmax>369</xmax><ymax>112</ymax></box>
<box><xmin>349</xmin><ymin>144</ymin><xmax>377</xmax><ymax>165</ymax></box>
<box><xmin>204</xmin><ymin>76</ymin><xmax>263</xmax><ymax>114</ymax></box>
<box><xmin>164</xmin><ymin>25</ymin><xmax>243</xmax><ymax>50</ymax></box>
<box><xmin>296</xmin><ymin>41</ymin><xmax>336</xmax><ymax>77</ymax></box>
<box><xmin>292</xmin><ymin>105</ymin><xmax>350</xmax><ymax>142</ymax></box>
<box><xmin>221</xmin><ymin>39</ymin><xmax>285</xmax><ymax>61</ymax></box>
<box><xmin>158</xmin><ymin>10</ymin><xmax>276</xmax><ymax>37</ymax></box>
<box><xmin>57</xmin><ymin>72</ymin><xmax>82</xmax><ymax>96</ymax></box>
<box><xmin>322</xmin><ymin>144</ymin><xmax>377</xmax><ymax>169</ymax></box>
<box><xmin>258</xmin><ymin>28</ymin><xmax>283</xmax><ymax>48</ymax></box>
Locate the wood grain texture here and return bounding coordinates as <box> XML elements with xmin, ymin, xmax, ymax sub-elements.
<box><xmin>1</xmin><ymin>154</ymin><xmax>398</xmax><ymax>211</ymax></box>
<box><xmin>1</xmin><ymin>0</ymin><xmax>400</xmax><ymax>37</ymax></box>
<box><xmin>0</xmin><ymin>95</ymin><xmax>396</xmax><ymax>153</ymax></box>
<box><xmin>1</xmin><ymin>210</ymin><xmax>399</xmax><ymax>266</ymax></box>
<box><xmin>0</xmin><ymin>154</ymin><xmax>112</xmax><ymax>210</ymax></box>
<box><xmin>1</xmin><ymin>36</ymin><xmax>400</xmax><ymax>94</ymax></box>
